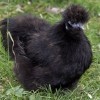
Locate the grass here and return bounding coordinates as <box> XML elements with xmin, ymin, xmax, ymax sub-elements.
<box><xmin>0</xmin><ymin>0</ymin><xmax>100</xmax><ymax>100</ymax></box>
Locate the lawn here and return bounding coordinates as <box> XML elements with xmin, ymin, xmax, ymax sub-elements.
<box><xmin>0</xmin><ymin>0</ymin><xmax>100</xmax><ymax>100</ymax></box>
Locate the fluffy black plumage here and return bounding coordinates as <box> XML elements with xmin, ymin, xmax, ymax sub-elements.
<box><xmin>0</xmin><ymin>5</ymin><xmax>92</xmax><ymax>91</ymax></box>
<box><xmin>63</xmin><ymin>4</ymin><xmax>89</xmax><ymax>24</ymax></box>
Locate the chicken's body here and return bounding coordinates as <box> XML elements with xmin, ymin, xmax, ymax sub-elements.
<box><xmin>0</xmin><ymin>5</ymin><xmax>92</xmax><ymax>91</ymax></box>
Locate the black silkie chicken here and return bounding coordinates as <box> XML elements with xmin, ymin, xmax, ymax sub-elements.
<box><xmin>0</xmin><ymin>5</ymin><xmax>92</xmax><ymax>91</ymax></box>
